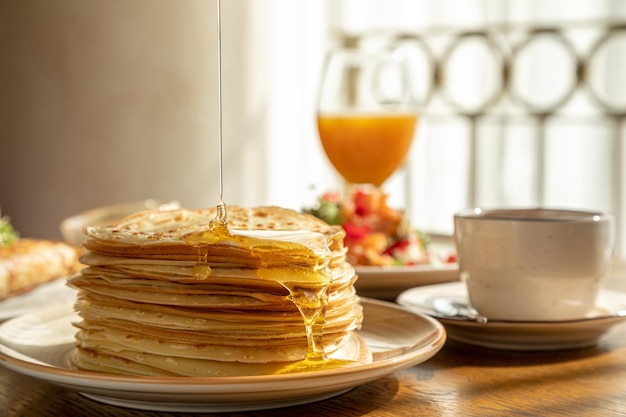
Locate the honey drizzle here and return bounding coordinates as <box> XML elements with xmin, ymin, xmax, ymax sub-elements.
<box><xmin>215</xmin><ymin>0</ymin><xmax>226</xmax><ymax>223</ymax></box>
<box><xmin>190</xmin><ymin>226</ymin><xmax>352</xmax><ymax>372</ymax></box>
<box><xmin>205</xmin><ymin>0</ymin><xmax>355</xmax><ymax>373</ymax></box>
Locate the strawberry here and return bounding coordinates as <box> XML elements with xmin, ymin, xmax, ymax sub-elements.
<box><xmin>342</xmin><ymin>221</ymin><xmax>371</xmax><ymax>241</ymax></box>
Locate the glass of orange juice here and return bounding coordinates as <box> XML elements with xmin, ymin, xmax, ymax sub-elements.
<box><xmin>317</xmin><ymin>46</ymin><xmax>418</xmax><ymax>188</ymax></box>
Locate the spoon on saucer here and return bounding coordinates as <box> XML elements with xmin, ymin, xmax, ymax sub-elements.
<box><xmin>430</xmin><ymin>297</ymin><xmax>626</xmax><ymax>324</ymax></box>
<box><xmin>430</xmin><ymin>297</ymin><xmax>488</xmax><ymax>324</ymax></box>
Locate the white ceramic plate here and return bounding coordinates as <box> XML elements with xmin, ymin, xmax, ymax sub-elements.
<box><xmin>0</xmin><ymin>278</ymin><xmax>76</xmax><ymax>321</ymax></box>
<box><xmin>355</xmin><ymin>264</ymin><xmax>458</xmax><ymax>300</ymax></box>
<box><xmin>0</xmin><ymin>298</ymin><xmax>445</xmax><ymax>413</ymax></box>
<box><xmin>397</xmin><ymin>281</ymin><xmax>626</xmax><ymax>351</ymax></box>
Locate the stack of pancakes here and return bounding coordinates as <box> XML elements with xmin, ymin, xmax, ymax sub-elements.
<box><xmin>68</xmin><ymin>205</ymin><xmax>367</xmax><ymax>377</ymax></box>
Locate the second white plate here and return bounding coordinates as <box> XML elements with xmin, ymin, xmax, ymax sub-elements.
<box><xmin>355</xmin><ymin>264</ymin><xmax>458</xmax><ymax>300</ymax></box>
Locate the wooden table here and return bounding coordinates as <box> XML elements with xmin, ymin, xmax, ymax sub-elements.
<box><xmin>2</xmin><ymin>276</ymin><xmax>626</xmax><ymax>416</ymax></box>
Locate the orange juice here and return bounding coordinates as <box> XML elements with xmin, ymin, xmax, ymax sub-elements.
<box><xmin>317</xmin><ymin>113</ymin><xmax>418</xmax><ymax>187</ymax></box>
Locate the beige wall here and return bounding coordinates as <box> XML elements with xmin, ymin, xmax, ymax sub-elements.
<box><xmin>0</xmin><ymin>0</ymin><xmax>269</xmax><ymax>239</ymax></box>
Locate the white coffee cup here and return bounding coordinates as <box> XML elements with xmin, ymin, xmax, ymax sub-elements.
<box><xmin>454</xmin><ymin>208</ymin><xmax>614</xmax><ymax>321</ymax></box>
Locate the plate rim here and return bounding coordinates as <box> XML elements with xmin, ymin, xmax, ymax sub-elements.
<box><xmin>0</xmin><ymin>298</ymin><xmax>446</xmax><ymax>394</ymax></box>
<box><xmin>354</xmin><ymin>264</ymin><xmax>459</xmax><ymax>300</ymax></box>
<box><xmin>355</xmin><ymin>263</ymin><xmax>458</xmax><ymax>274</ymax></box>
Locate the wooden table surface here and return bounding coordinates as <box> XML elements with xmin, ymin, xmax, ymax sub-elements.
<box><xmin>2</xmin><ymin>275</ymin><xmax>626</xmax><ymax>417</ymax></box>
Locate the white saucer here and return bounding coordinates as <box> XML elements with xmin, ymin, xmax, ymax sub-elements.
<box><xmin>397</xmin><ymin>282</ymin><xmax>626</xmax><ymax>351</ymax></box>
<box><xmin>0</xmin><ymin>298</ymin><xmax>445</xmax><ymax>412</ymax></box>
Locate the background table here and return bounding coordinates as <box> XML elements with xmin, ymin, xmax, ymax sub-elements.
<box><xmin>2</xmin><ymin>327</ymin><xmax>626</xmax><ymax>417</ymax></box>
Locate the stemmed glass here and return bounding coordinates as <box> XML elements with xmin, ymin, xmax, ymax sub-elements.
<box><xmin>316</xmin><ymin>45</ymin><xmax>419</xmax><ymax>191</ymax></box>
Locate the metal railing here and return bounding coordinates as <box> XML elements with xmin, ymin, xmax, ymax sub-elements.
<box><xmin>341</xmin><ymin>19</ymin><xmax>626</xmax><ymax>255</ymax></box>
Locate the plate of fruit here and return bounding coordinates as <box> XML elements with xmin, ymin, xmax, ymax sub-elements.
<box><xmin>305</xmin><ymin>188</ymin><xmax>458</xmax><ymax>300</ymax></box>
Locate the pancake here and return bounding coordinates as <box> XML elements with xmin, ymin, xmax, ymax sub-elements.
<box><xmin>82</xmin><ymin>206</ymin><xmax>346</xmax><ymax>262</ymax></box>
<box><xmin>0</xmin><ymin>238</ymin><xmax>81</xmax><ymax>299</ymax></box>
<box><xmin>70</xmin><ymin>331</ymin><xmax>370</xmax><ymax>377</ymax></box>
<box><xmin>69</xmin><ymin>205</ymin><xmax>369</xmax><ymax>376</ymax></box>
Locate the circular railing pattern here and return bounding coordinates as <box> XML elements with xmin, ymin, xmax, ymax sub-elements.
<box><xmin>585</xmin><ymin>26</ymin><xmax>626</xmax><ymax>114</ymax></box>
<box><xmin>351</xmin><ymin>22</ymin><xmax>626</xmax><ymax>117</ymax></box>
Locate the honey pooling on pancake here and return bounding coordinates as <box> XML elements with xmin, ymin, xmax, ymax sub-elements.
<box><xmin>191</xmin><ymin>204</ymin><xmax>356</xmax><ymax>373</ymax></box>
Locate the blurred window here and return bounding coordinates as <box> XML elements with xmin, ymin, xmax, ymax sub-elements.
<box><xmin>263</xmin><ymin>0</ymin><xmax>626</xmax><ymax>258</ymax></box>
